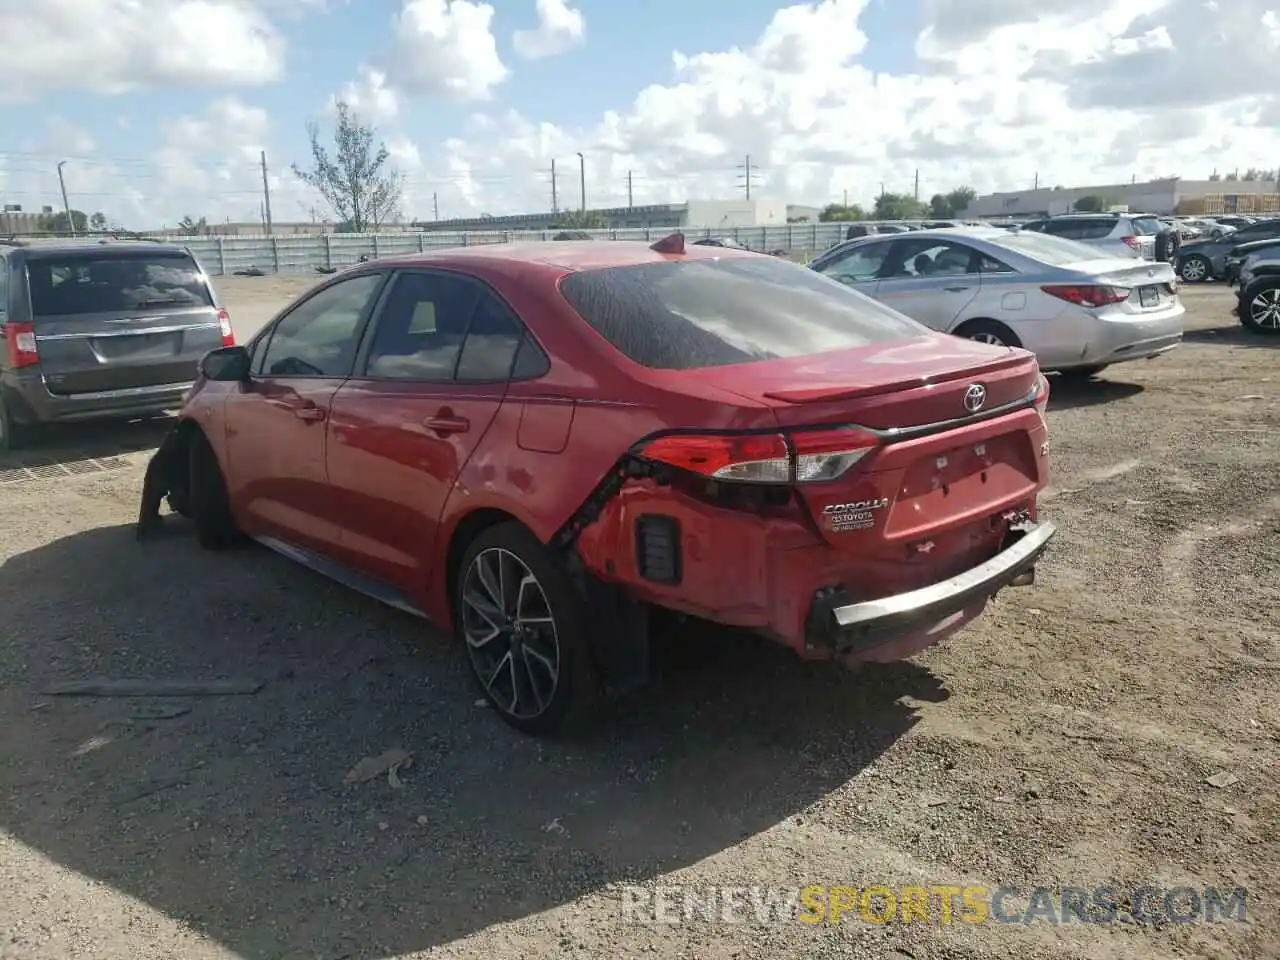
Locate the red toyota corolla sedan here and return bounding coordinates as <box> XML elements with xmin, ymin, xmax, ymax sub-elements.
<box><xmin>138</xmin><ymin>234</ymin><xmax>1056</xmax><ymax>735</ymax></box>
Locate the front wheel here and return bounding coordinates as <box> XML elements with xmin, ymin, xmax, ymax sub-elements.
<box><xmin>954</xmin><ymin>318</ymin><xmax>1022</xmax><ymax>349</ymax></box>
<box><xmin>1240</xmin><ymin>281</ymin><xmax>1280</xmax><ymax>335</ymax></box>
<box><xmin>1179</xmin><ymin>255</ymin><xmax>1211</xmax><ymax>283</ymax></box>
<box><xmin>455</xmin><ymin>522</ymin><xmax>596</xmax><ymax>736</ymax></box>
<box><xmin>188</xmin><ymin>430</ymin><xmax>242</xmax><ymax>549</ymax></box>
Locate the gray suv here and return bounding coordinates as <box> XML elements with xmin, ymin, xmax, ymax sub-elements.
<box><xmin>1019</xmin><ymin>213</ymin><xmax>1163</xmax><ymax>260</ymax></box>
<box><xmin>0</xmin><ymin>239</ymin><xmax>230</xmax><ymax>451</ymax></box>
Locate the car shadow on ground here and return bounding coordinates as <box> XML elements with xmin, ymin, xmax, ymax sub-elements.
<box><xmin>0</xmin><ymin>415</ymin><xmax>173</xmax><ymax>477</ymax></box>
<box><xmin>1046</xmin><ymin>374</ymin><xmax>1143</xmax><ymax>411</ymax></box>
<box><xmin>0</xmin><ymin>521</ymin><xmax>942</xmax><ymax>959</ymax></box>
<box><xmin>1182</xmin><ymin>325</ymin><xmax>1280</xmax><ymax>350</ymax></box>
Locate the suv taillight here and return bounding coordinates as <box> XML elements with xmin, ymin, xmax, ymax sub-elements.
<box><xmin>637</xmin><ymin>427</ymin><xmax>880</xmax><ymax>484</ymax></box>
<box><xmin>216</xmin><ymin>308</ymin><xmax>235</xmax><ymax>347</ymax></box>
<box><xmin>3</xmin><ymin>322</ymin><xmax>39</xmax><ymax>369</ymax></box>
<box><xmin>1120</xmin><ymin>235</ymin><xmax>1141</xmax><ymax>250</ymax></box>
<box><xmin>1041</xmin><ymin>284</ymin><xmax>1131</xmax><ymax>308</ymax></box>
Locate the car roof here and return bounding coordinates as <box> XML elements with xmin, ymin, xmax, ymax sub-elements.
<box><xmin>2</xmin><ymin>237</ymin><xmax>191</xmax><ymax>258</ymax></box>
<box><xmin>377</xmin><ymin>238</ymin><xmax>759</xmax><ymax>274</ymax></box>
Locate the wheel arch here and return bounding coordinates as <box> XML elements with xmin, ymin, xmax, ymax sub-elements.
<box><xmin>950</xmin><ymin>316</ymin><xmax>1024</xmax><ymax>347</ymax></box>
<box><xmin>442</xmin><ymin>507</ymin><xmax>534</xmax><ymax>621</ymax></box>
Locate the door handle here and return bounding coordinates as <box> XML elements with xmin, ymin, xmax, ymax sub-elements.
<box><xmin>944</xmin><ymin>286</ymin><xmax>971</xmax><ymax>292</ymax></box>
<box><xmin>424</xmin><ymin>414</ymin><xmax>470</xmax><ymax>435</ymax></box>
<box><xmin>293</xmin><ymin>405</ymin><xmax>326</xmax><ymax>422</ymax></box>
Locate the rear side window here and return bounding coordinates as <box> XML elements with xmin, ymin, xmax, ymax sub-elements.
<box><xmin>557</xmin><ymin>257</ymin><xmax>925</xmax><ymax>371</ymax></box>
<box><xmin>26</xmin><ymin>253</ymin><xmax>213</xmax><ymax>318</ymax></box>
<box><xmin>1043</xmin><ymin>218</ymin><xmax>1113</xmax><ymax>240</ymax></box>
<box><xmin>1131</xmin><ymin>217</ymin><xmax>1162</xmax><ymax>236</ymax></box>
<box><xmin>996</xmin><ymin>232</ymin><xmax>1104</xmax><ymax>265</ymax></box>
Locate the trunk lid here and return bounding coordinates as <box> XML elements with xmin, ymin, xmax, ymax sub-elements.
<box><xmin>690</xmin><ymin>333</ymin><xmax>1047</xmax><ymax>555</ymax></box>
<box><xmin>26</xmin><ymin>249</ymin><xmax>223</xmax><ymax>395</ymax></box>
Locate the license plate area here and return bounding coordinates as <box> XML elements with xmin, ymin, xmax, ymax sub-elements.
<box><xmin>91</xmin><ymin>331</ymin><xmax>183</xmax><ymax>362</ymax></box>
<box><xmin>1139</xmin><ymin>285</ymin><xmax>1160</xmax><ymax>308</ymax></box>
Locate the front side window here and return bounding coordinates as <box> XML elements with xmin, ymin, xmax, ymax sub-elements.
<box><xmin>816</xmin><ymin>242</ymin><xmax>890</xmax><ymax>284</ymax></box>
<box><xmin>258</xmin><ymin>272</ymin><xmax>383</xmax><ymax>378</ymax></box>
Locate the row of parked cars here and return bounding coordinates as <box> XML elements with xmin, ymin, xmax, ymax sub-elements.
<box><xmin>1</xmin><ymin>225</ymin><xmax>1183</xmax><ymax>735</ymax></box>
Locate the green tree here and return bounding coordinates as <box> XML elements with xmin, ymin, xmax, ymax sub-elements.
<box><xmin>946</xmin><ymin>185</ymin><xmax>976</xmax><ymax>215</ymax></box>
<box><xmin>88</xmin><ymin>211</ymin><xmax>108</xmax><ymax>232</ymax></box>
<box><xmin>39</xmin><ymin>210</ymin><xmax>88</xmax><ymax>233</ymax></box>
<box><xmin>818</xmin><ymin>202</ymin><xmax>865</xmax><ymax>222</ymax></box>
<box><xmin>1073</xmin><ymin>194</ymin><xmax>1112</xmax><ymax>212</ymax></box>
<box><xmin>873</xmin><ymin>193</ymin><xmax>926</xmax><ymax>220</ymax></box>
<box><xmin>553</xmin><ymin>209</ymin><xmax>608</xmax><ymax>228</ymax></box>
<box><xmin>292</xmin><ymin>101</ymin><xmax>404</xmax><ymax>234</ymax></box>
<box><xmin>928</xmin><ymin>194</ymin><xmax>952</xmax><ymax>218</ymax></box>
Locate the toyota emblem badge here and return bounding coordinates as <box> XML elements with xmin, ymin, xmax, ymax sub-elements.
<box><xmin>963</xmin><ymin>383</ymin><xmax>987</xmax><ymax>413</ymax></box>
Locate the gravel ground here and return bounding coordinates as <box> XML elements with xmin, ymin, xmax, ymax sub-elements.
<box><xmin>0</xmin><ymin>280</ymin><xmax>1276</xmax><ymax>960</ymax></box>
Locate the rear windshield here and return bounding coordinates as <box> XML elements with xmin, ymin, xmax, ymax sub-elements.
<box><xmin>557</xmin><ymin>257</ymin><xmax>926</xmax><ymax>370</ymax></box>
<box><xmin>996</xmin><ymin>231</ymin><xmax>1107</xmax><ymax>265</ymax></box>
<box><xmin>26</xmin><ymin>252</ymin><xmax>212</xmax><ymax>318</ymax></box>
<box><xmin>1131</xmin><ymin>217</ymin><xmax>1162</xmax><ymax>236</ymax></box>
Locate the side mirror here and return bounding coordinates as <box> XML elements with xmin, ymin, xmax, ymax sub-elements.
<box><xmin>200</xmin><ymin>345</ymin><xmax>251</xmax><ymax>381</ymax></box>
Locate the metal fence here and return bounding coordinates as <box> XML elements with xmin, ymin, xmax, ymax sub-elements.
<box><xmin>178</xmin><ymin>223</ymin><xmax>852</xmax><ymax>276</ymax></box>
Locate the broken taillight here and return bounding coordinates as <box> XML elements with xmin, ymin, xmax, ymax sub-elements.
<box><xmin>637</xmin><ymin>426</ymin><xmax>880</xmax><ymax>484</ymax></box>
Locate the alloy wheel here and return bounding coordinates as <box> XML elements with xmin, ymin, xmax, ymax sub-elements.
<box><xmin>969</xmin><ymin>331</ymin><xmax>1006</xmax><ymax>346</ymax></box>
<box><xmin>1180</xmin><ymin>258</ymin><xmax>1208</xmax><ymax>282</ymax></box>
<box><xmin>1249</xmin><ymin>288</ymin><xmax>1280</xmax><ymax>330</ymax></box>
<box><xmin>460</xmin><ymin>547</ymin><xmax>561</xmax><ymax>720</ymax></box>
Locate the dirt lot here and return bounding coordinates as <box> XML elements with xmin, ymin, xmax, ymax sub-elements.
<box><xmin>0</xmin><ymin>280</ymin><xmax>1276</xmax><ymax>960</ymax></box>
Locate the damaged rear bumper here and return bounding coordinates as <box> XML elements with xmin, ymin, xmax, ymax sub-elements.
<box><xmin>806</xmin><ymin>520</ymin><xmax>1056</xmax><ymax>656</ymax></box>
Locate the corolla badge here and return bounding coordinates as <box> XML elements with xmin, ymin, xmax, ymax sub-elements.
<box><xmin>963</xmin><ymin>383</ymin><xmax>987</xmax><ymax>413</ymax></box>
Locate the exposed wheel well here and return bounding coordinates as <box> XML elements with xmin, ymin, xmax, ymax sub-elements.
<box><xmin>444</xmin><ymin>508</ymin><xmax>528</xmax><ymax>615</ymax></box>
<box><xmin>952</xmin><ymin>317</ymin><xmax>1023</xmax><ymax>348</ymax></box>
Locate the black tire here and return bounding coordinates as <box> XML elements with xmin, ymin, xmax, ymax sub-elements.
<box><xmin>954</xmin><ymin>318</ymin><xmax>1023</xmax><ymax>349</ymax></box>
<box><xmin>1179</xmin><ymin>255</ymin><xmax>1211</xmax><ymax>283</ymax></box>
<box><xmin>187</xmin><ymin>429</ymin><xmax>241</xmax><ymax>549</ymax></box>
<box><xmin>454</xmin><ymin>521</ymin><xmax>597</xmax><ymax>737</ymax></box>
<box><xmin>1057</xmin><ymin>365</ymin><xmax>1108</xmax><ymax>381</ymax></box>
<box><xmin>1239</xmin><ymin>280</ymin><xmax>1280</xmax><ymax>335</ymax></box>
<box><xmin>0</xmin><ymin>395</ymin><xmax>31</xmax><ymax>454</ymax></box>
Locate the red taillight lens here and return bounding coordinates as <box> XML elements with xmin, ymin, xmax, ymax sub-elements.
<box><xmin>1164</xmin><ymin>280</ymin><xmax>1178</xmax><ymax>295</ymax></box>
<box><xmin>217</xmin><ymin>308</ymin><xmax>235</xmax><ymax>347</ymax></box>
<box><xmin>1041</xmin><ymin>284</ymin><xmax>1130</xmax><ymax>308</ymax></box>
<box><xmin>3</xmin><ymin>322</ymin><xmax>39</xmax><ymax>369</ymax></box>
<box><xmin>1121</xmin><ymin>235</ymin><xmax>1141</xmax><ymax>249</ymax></box>
<box><xmin>638</xmin><ymin>427</ymin><xmax>879</xmax><ymax>484</ymax></box>
<box><xmin>639</xmin><ymin>433</ymin><xmax>790</xmax><ymax>482</ymax></box>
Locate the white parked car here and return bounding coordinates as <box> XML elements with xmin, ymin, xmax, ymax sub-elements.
<box><xmin>808</xmin><ymin>228</ymin><xmax>1186</xmax><ymax>379</ymax></box>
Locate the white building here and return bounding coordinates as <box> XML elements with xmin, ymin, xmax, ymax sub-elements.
<box><xmin>965</xmin><ymin>178</ymin><xmax>1280</xmax><ymax>218</ymax></box>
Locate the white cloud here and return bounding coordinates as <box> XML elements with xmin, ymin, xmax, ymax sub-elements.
<box><xmin>0</xmin><ymin>0</ymin><xmax>284</xmax><ymax>100</ymax></box>
<box><xmin>335</xmin><ymin>67</ymin><xmax>401</xmax><ymax>123</ymax></box>
<box><xmin>512</xmin><ymin>0</ymin><xmax>586</xmax><ymax>60</ymax></box>
<box><xmin>381</xmin><ymin>0</ymin><xmax>508</xmax><ymax>100</ymax></box>
<box><xmin>14</xmin><ymin>0</ymin><xmax>1280</xmax><ymax>229</ymax></box>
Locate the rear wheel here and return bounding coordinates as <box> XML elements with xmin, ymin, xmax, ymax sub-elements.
<box><xmin>187</xmin><ymin>429</ymin><xmax>241</xmax><ymax>549</ymax></box>
<box><xmin>954</xmin><ymin>318</ymin><xmax>1022</xmax><ymax>349</ymax></box>
<box><xmin>0</xmin><ymin>396</ymin><xmax>31</xmax><ymax>454</ymax></box>
<box><xmin>1241</xmin><ymin>280</ymin><xmax>1280</xmax><ymax>335</ymax></box>
<box><xmin>455</xmin><ymin>522</ymin><xmax>596</xmax><ymax>736</ymax></box>
<box><xmin>1179</xmin><ymin>255</ymin><xmax>1211</xmax><ymax>283</ymax></box>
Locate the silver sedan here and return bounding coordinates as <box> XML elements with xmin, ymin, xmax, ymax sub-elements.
<box><xmin>808</xmin><ymin>228</ymin><xmax>1186</xmax><ymax>377</ymax></box>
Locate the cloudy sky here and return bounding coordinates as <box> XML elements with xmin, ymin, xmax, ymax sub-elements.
<box><xmin>0</xmin><ymin>0</ymin><xmax>1276</xmax><ymax>229</ymax></box>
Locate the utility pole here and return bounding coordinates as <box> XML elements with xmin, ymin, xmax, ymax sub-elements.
<box><xmin>913</xmin><ymin>169</ymin><xmax>919</xmax><ymax>201</ymax></box>
<box><xmin>56</xmin><ymin>161</ymin><xmax>75</xmax><ymax>235</ymax></box>
<box><xmin>432</xmin><ymin>192</ymin><xmax>439</xmax><ymax>221</ymax></box>
<box><xmin>550</xmin><ymin>158</ymin><xmax>558</xmax><ymax>214</ymax></box>
<box><xmin>736</xmin><ymin>155</ymin><xmax>759</xmax><ymax>200</ymax></box>
<box><xmin>576</xmin><ymin>152</ymin><xmax>586</xmax><ymax>212</ymax></box>
<box><xmin>260</xmin><ymin>150</ymin><xmax>273</xmax><ymax>236</ymax></box>
<box><xmin>1033</xmin><ymin>172</ymin><xmax>1039</xmax><ymax>190</ymax></box>
<box><xmin>626</xmin><ymin>170</ymin><xmax>633</xmax><ymax>209</ymax></box>
<box><xmin>843</xmin><ymin>189</ymin><xmax>848</xmax><ymax>207</ymax></box>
